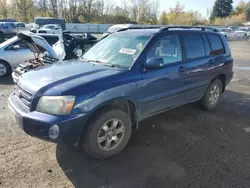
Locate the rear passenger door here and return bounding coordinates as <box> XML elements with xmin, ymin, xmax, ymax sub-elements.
<box><xmin>179</xmin><ymin>33</ymin><xmax>213</xmax><ymax>103</ymax></box>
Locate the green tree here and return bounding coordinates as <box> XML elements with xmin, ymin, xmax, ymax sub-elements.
<box><xmin>245</xmin><ymin>2</ymin><xmax>250</xmax><ymax>21</ymax></box>
<box><xmin>210</xmin><ymin>0</ymin><xmax>233</xmax><ymax>21</ymax></box>
<box><xmin>159</xmin><ymin>11</ymin><xmax>168</xmax><ymax>25</ymax></box>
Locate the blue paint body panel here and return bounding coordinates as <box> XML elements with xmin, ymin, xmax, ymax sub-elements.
<box><xmin>8</xmin><ymin>29</ymin><xmax>233</xmax><ymax>145</ymax></box>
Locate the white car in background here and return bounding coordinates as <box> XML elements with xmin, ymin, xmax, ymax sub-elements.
<box><xmin>0</xmin><ymin>33</ymin><xmax>64</xmax><ymax>77</ymax></box>
<box><xmin>234</xmin><ymin>27</ymin><xmax>250</xmax><ymax>39</ymax></box>
<box><xmin>219</xmin><ymin>28</ymin><xmax>237</xmax><ymax>39</ymax></box>
<box><xmin>37</xmin><ymin>24</ymin><xmax>63</xmax><ymax>34</ymax></box>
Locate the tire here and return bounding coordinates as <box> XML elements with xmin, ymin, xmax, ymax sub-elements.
<box><xmin>82</xmin><ymin>108</ymin><xmax>132</xmax><ymax>159</ymax></box>
<box><xmin>199</xmin><ymin>79</ymin><xmax>223</xmax><ymax>110</ymax></box>
<box><xmin>0</xmin><ymin>60</ymin><xmax>11</xmax><ymax>77</ymax></box>
<box><xmin>243</xmin><ymin>33</ymin><xmax>248</xmax><ymax>39</ymax></box>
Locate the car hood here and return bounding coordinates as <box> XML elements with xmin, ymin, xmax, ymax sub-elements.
<box><xmin>17</xmin><ymin>32</ymin><xmax>58</xmax><ymax>59</ymax></box>
<box><xmin>18</xmin><ymin>60</ymin><xmax>124</xmax><ymax>94</ymax></box>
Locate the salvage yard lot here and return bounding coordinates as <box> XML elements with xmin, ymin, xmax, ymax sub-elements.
<box><xmin>0</xmin><ymin>41</ymin><xmax>250</xmax><ymax>188</ymax></box>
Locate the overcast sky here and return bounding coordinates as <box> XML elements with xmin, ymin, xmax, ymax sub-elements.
<box><xmin>158</xmin><ymin>0</ymin><xmax>249</xmax><ymax>18</ymax></box>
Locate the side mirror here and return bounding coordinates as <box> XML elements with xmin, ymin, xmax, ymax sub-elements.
<box><xmin>145</xmin><ymin>57</ymin><xmax>164</xmax><ymax>69</ymax></box>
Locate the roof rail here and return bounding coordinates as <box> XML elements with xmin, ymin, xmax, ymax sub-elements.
<box><xmin>115</xmin><ymin>25</ymin><xmax>220</xmax><ymax>33</ymax></box>
<box><xmin>160</xmin><ymin>26</ymin><xmax>219</xmax><ymax>32</ymax></box>
<box><xmin>117</xmin><ymin>26</ymin><xmax>164</xmax><ymax>32</ymax></box>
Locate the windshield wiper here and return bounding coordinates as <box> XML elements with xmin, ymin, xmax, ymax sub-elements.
<box><xmin>82</xmin><ymin>58</ymin><xmax>127</xmax><ymax>69</ymax></box>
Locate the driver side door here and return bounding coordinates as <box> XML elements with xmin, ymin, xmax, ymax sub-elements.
<box><xmin>140</xmin><ymin>33</ymin><xmax>186</xmax><ymax>118</ymax></box>
<box><xmin>7</xmin><ymin>41</ymin><xmax>34</xmax><ymax>68</ymax></box>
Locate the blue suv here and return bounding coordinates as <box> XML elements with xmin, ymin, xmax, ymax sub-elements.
<box><xmin>8</xmin><ymin>26</ymin><xmax>233</xmax><ymax>159</ymax></box>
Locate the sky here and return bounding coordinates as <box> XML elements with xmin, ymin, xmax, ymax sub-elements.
<box><xmin>158</xmin><ymin>0</ymin><xmax>249</xmax><ymax>18</ymax></box>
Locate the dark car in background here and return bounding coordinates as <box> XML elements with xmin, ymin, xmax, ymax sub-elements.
<box><xmin>8</xmin><ymin>26</ymin><xmax>233</xmax><ymax>159</ymax></box>
<box><xmin>31</xmin><ymin>17</ymin><xmax>66</xmax><ymax>33</ymax></box>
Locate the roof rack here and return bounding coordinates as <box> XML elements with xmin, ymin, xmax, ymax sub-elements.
<box><xmin>117</xmin><ymin>26</ymin><xmax>164</xmax><ymax>32</ymax></box>
<box><xmin>116</xmin><ymin>25</ymin><xmax>219</xmax><ymax>33</ymax></box>
<box><xmin>160</xmin><ymin>26</ymin><xmax>220</xmax><ymax>32</ymax></box>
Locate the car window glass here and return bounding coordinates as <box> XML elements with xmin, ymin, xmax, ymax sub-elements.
<box><xmin>9</xmin><ymin>41</ymin><xmax>28</xmax><ymax>50</ymax></box>
<box><xmin>82</xmin><ymin>34</ymin><xmax>150</xmax><ymax>68</ymax></box>
<box><xmin>207</xmin><ymin>34</ymin><xmax>225</xmax><ymax>55</ymax></box>
<box><xmin>41</xmin><ymin>36</ymin><xmax>59</xmax><ymax>45</ymax></box>
<box><xmin>183</xmin><ymin>34</ymin><xmax>205</xmax><ymax>59</ymax></box>
<box><xmin>202</xmin><ymin>35</ymin><xmax>211</xmax><ymax>56</ymax></box>
<box><xmin>147</xmin><ymin>34</ymin><xmax>182</xmax><ymax>65</ymax></box>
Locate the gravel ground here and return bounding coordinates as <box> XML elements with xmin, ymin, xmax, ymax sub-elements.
<box><xmin>0</xmin><ymin>41</ymin><xmax>250</xmax><ymax>188</ymax></box>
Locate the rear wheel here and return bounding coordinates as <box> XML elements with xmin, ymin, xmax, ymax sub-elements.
<box><xmin>199</xmin><ymin>79</ymin><xmax>222</xmax><ymax>110</ymax></box>
<box><xmin>82</xmin><ymin>108</ymin><xmax>132</xmax><ymax>159</ymax></box>
<box><xmin>0</xmin><ymin>61</ymin><xmax>11</xmax><ymax>77</ymax></box>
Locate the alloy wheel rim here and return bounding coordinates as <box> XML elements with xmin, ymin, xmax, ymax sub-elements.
<box><xmin>209</xmin><ymin>84</ymin><xmax>220</xmax><ymax>105</ymax></box>
<box><xmin>0</xmin><ymin>63</ymin><xmax>7</xmax><ymax>76</ymax></box>
<box><xmin>97</xmin><ymin>119</ymin><xmax>125</xmax><ymax>151</ymax></box>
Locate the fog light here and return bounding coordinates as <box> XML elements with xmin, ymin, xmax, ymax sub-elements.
<box><xmin>49</xmin><ymin>124</ymin><xmax>59</xmax><ymax>140</ymax></box>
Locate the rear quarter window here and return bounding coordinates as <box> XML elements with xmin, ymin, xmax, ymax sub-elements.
<box><xmin>183</xmin><ymin>34</ymin><xmax>206</xmax><ymax>59</ymax></box>
<box><xmin>207</xmin><ymin>34</ymin><xmax>225</xmax><ymax>55</ymax></box>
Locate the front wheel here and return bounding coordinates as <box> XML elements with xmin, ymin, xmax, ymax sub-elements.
<box><xmin>82</xmin><ymin>108</ymin><xmax>132</xmax><ymax>159</ymax></box>
<box><xmin>199</xmin><ymin>79</ymin><xmax>222</xmax><ymax>110</ymax></box>
<box><xmin>0</xmin><ymin>61</ymin><xmax>11</xmax><ymax>77</ymax></box>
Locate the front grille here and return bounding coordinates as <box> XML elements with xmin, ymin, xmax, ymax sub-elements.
<box><xmin>14</xmin><ymin>84</ymin><xmax>33</xmax><ymax>109</ymax></box>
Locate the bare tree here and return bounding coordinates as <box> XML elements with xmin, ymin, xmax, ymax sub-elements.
<box><xmin>12</xmin><ymin>0</ymin><xmax>34</xmax><ymax>22</ymax></box>
<box><xmin>0</xmin><ymin>0</ymin><xmax>8</xmax><ymax>18</ymax></box>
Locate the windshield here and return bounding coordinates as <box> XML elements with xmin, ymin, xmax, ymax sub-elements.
<box><xmin>220</xmin><ymin>29</ymin><xmax>230</xmax><ymax>32</ymax></box>
<box><xmin>82</xmin><ymin>34</ymin><xmax>150</xmax><ymax>68</ymax></box>
<box><xmin>43</xmin><ymin>25</ymin><xmax>54</xmax><ymax>29</ymax></box>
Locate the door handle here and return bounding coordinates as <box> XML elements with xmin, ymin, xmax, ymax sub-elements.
<box><xmin>178</xmin><ymin>66</ymin><xmax>185</xmax><ymax>72</ymax></box>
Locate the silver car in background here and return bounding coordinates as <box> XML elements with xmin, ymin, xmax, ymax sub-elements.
<box><xmin>0</xmin><ymin>22</ymin><xmax>17</xmax><ymax>41</ymax></box>
<box><xmin>0</xmin><ymin>37</ymin><xmax>34</xmax><ymax>77</ymax></box>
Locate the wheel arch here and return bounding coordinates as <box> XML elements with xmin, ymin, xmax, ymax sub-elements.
<box><xmin>75</xmin><ymin>97</ymin><xmax>138</xmax><ymax>146</ymax></box>
<box><xmin>212</xmin><ymin>74</ymin><xmax>226</xmax><ymax>92</ymax></box>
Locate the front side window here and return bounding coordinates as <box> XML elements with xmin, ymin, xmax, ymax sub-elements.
<box><xmin>8</xmin><ymin>41</ymin><xmax>28</xmax><ymax>50</ymax></box>
<box><xmin>82</xmin><ymin>33</ymin><xmax>151</xmax><ymax>68</ymax></box>
<box><xmin>183</xmin><ymin>34</ymin><xmax>205</xmax><ymax>59</ymax></box>
<box><xmin>207</xmin><ymin>34</ymin><xmax>225</xmax><ymax>55</ymax></box>
<box><xmin>147</xmin><ymin>34</ymin><xmax>182</xmax><ymax>65</ymax></box>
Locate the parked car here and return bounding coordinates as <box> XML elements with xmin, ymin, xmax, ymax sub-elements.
<box><xmin>37</xmin><ymin>24</ymin><xmax>63</xmax><ymax>34</ymax></box>
<box><xmin>0</xmin><ymin>22</ymin><xmax>17</xmax><ymax>41</ymax></box>
<box><xmin>31</xmin><ymin>17</ymin><xmax>66</xmax><ymax>33</ymax></box>
<box><xmin>8</xmin><ymin>26</ymin><xmax>233</xmax><ymax>159</ymax></box>
<box><xmin>103</xmin><ymin>24</ymin><xmax>164</xmax><ymax>37</ymax></box>
<box><xmin>0</xmin><ymin>33</ymin><xmax>65</xmax><ymax>78</ymax></box>
<box><xmin>234</xmin><ymin>27</ymin><xmax>250</xmax><ymax>39</ymax></box>
<box><xmin>219</xmin><ymin>28</ymin><xmax>237</xmax><ymax>39</ymax></box>
<box><xmin>14</xmin><ymin>22</ymin><xmax>29</xmax><ymax>33</ymax></box>
<box><xmin>12</xmin><ymin>32</ymin><xmax>97</xmax><ymax>82</ymax></box>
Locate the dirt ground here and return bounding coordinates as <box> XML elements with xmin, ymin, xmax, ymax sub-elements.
<box><xmin>1</xmin><ymin>41</ymin><xmax>250</xmax><ymax>188</ymax></box>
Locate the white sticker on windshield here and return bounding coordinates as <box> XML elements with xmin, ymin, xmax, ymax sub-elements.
<box><xmin>119</xmin><ymin>48</ymin><xmax>137</xmax><ymax>55</ymax></box>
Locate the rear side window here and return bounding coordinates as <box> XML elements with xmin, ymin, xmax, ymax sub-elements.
<box><xmin>183</xmin><ymin>34</ymin><xmax>205</xmax><ymax>59</ymax></box>
<box><xmin>207</xmin><ymin>34</ymin><xmax>225</xmax><ymax>55</ymax></box>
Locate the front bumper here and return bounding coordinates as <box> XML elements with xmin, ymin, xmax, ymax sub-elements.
<box><xmin>8</xmin><ymin>93</ymin><xmax>89</xmax><ymax>145</ymax></box>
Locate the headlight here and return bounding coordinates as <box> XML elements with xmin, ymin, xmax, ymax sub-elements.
<box><xmin>36</xmin><ymin>96</ymin><xmax>75</xmax><ymax>115</ymax></box>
